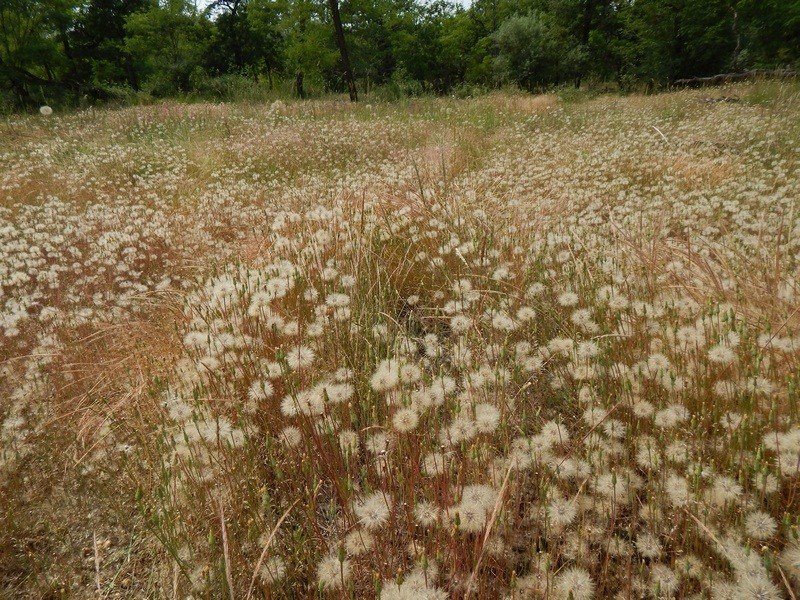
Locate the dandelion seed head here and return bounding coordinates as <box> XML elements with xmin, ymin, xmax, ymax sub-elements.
<box><xmin>453</xmin><ymin>499</ymin><xmax>488</xmax><ymax>533</ymax></box>
<box><xmin>393</xmin><ymin>407</ymin><xmax>419</xmax><ymax>433</ymax></box>
<box><xmin>635</xmin><ymin>532</ymin><xmax>662</xmax><ymax>559</ymax></box>
<box><xmin>285</xmin><ymin>345</ymin><xmax>315</xmax><ymax>369</ymax></box>
<box><xmin>732</xmin><ymin>574</ymin><xmax>783</xmax><ymax>600</ymax></box>
<box><xmin>558</xmin><ymin>291</ymin><xmax>579</xmax><ymax>307</ymax></box>
<box><xmin>344</xmin><ymin>529</ymin><xmax>374</xmax><ymax>556</ymax></box>
<box><xmin>744</xmin><ymin>511</ymin><xmax>777</xmax><ymax>540</ymax></box>
<box><xmin>338</xmin><ymin>429</ymin><xmax>359</xmax><ymax>454</ymax></box>
<box><xmin>371</xmin><ymin>359</ymin><xmax>400</xmax><ymax>392</ymax></box>
<box><xmin>413</xmin><ymin>501</ymin><xmax>440</xmax><ymax>526</ymax></box>
<box><xmin>317</xmin><ymin>555</ymin><xmax>350</xmax><ymax>589</ymax></box>
<box><xmin>708</xmin><ymin>344</ymin><xmax>737</xmax><ymax>365</ymax></box>
<box><xmin>649</xmin><ymin>563</ymin><xmax>679</xmax><ymax>597</ymax></box>
<box><xmin>546</xmin><ymin>496</ymin><xmax>577</xmax><ymax>531</ymax></box>
<box><xmin>248</xmin><ymin>379</ymin><xmax>274</xmax><ymax>403</ymax></box>
<box><xmin>553</xmin><ymin>566</ymin><xmax>595</xmax><ymax>600</ymax></box>
<box><xmin>708</xmin><ymin>475</ymin><xmax>743</xmax><ymax>507</ymax></box>
<box><xmin>258</xmin><ymin>556</ymin><xmax>286</xmax><ymax>584</ymax></box>
<box><xmin>474</xmin><ymin>403</ymin><xmax>500</xmax><ymax>433</ymax></box>
<box><xmin>354</xmin><ymin>491</ymin><xmax>392</xmax><ymax>529</ymax></box>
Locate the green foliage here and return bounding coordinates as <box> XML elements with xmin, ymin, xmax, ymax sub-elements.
<box><xmin>492</xmin><ymin>12</ymin><xmax>582</xmax><ymax>90</ymax></box>
<box><xmin>278</xmin><ymin>0</ymin><xmax>338</xmax><ymax>91</ymax></box>
<box><xmin>368</xmin><ymin>67</ymin><xmax>424</xmax><ymax>100</ymax></box>
<box><xmin>0</xmin><ymin>0</ymin><xmax>78</xmax><ymax>106</ymax></box>
<box><xmin>736</xmin><ymin>0</ymin><xmax>800</xmax><ymax>69</ymax></box>
<box><xmin>0</xmin><ymin>0</ymin><xmax>799</xmax><ymax>109</ymax></box>
<box><xmin>72</xmin><ymin>0</ymin><xmax>151</xmax><ymax>90</ymax></box>
<box><xmin>124</xmin><ymin>0</ymin><xmax>212</xmax><ymax>96</ymax></box>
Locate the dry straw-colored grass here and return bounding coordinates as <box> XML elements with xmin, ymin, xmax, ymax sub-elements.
<box><xmin>1</xmin><ymin>82</ymin><xmax>799</xmax><ymax>599</ymax></box>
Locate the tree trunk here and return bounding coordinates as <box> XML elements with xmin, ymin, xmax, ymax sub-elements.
<box><xmin>672</xmin><ymin>69</ymin><xmax>799</xmax><ymax>88</ymax></box>
<box><xmin>124</xmin><ymin>54</ymin><xmax>140</xmax><ymax>91</ymax></box>
<box><xmin>730</xmin><ymin>7</ymin><xmax>742</xmax><ymax>71</ymax></box>
<box><xmin>327</xmin><ymin>0</ymin><xmax>358</xmax><ymax>102</ymax></box>
<box><xmin>576</xmin><ymin>0</ymin><xmax>594</xmax><ymax>88</ymax></box>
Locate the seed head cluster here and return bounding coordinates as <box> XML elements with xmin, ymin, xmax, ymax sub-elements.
<box><xmin>2</xmin><ymin>87</ymin><xmax>800</xmax><ymax>597</ymax></box>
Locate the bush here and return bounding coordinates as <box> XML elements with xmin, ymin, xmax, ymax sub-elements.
<box><xmin>367</xmin><ymin>69</ymin><xmax>425</xmax><ymax>102</ymax></box>
<box><xmin>492</xmin><ymin>12</ymin><xmax>583</xmax><ymax>91</ymax></box>
<box><xmin>451</xmin><ymin>82</ymin><xmax>490</xmax><ymax>99</ymax></box>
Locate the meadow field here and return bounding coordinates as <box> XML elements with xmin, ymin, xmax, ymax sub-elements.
<box><xmin>1</xmin><ymin>83</ymin><xmax>799</xmax><ymax>599</ymax></box>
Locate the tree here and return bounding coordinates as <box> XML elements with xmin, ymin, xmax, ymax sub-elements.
<box><xmin>438</xmin><ymin>9</ymin><xmax>491</xmax><ymax>87</ymax></box>
<box><xmin>735</xmin><ymin>0</ymin><xmax>800</xmax><ymax>69</ymax></box>
<box><xmin>0</xmin><ymin>0</ymin><xmax>77</xmax><ymax>106</ymax></box>
<box><xmin>392</xmin><ymin>1</ymin><xmax>457</xmax><ymax>92</ymax></box>
<box><xmin>208</xmin><ymin>0</ymin><xmax>250</xmax><ymax>72</ymax></box>
<box><xmin>327</xmin><ymin>0</ymin><xmax>357</xmax><ymax>100</ymax></box>
<box><xmin>619</xmin><ymin>0</ymin><xmax>742</xmax><ymax>86</ymax></box>
<box><xmin>2</xmin><ymin>0</ymin><xmax>799</xmax><ymax>109</ymax></box>
<box><xmin>492</xmin><ymin>12</ymin><xmax>581</xmax><ymax>90</ymax></box>
<box><xmin>71</xmin><ymin>0</ymin><xmax>151</xmax><ymax>90</ymax></box>
<box><xmin>282</xmin><ymin>0</ymin><xmax>339</xmax><ymax>93</ymax></box>
<box><xmin>124</xmin><ymin>0</ymin><xmax>211</xmax><ymax>96</ymax></box>
<box><xmin>618</xmin><ymin>0</ymin><xmax>680</xmax><ymax>86</ymax></box>
<box><xmin>247</xmin><ymin>0</ymin><xmax>286</xmax><ymax>87</ymax></box>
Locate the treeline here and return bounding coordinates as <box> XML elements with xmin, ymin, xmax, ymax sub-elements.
<box><xmin>2</xmin><ymin>0</ymin><xmax>799</xmax><ymax>109</ymax></box>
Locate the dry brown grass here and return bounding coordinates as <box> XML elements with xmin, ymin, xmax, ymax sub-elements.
<box><xmin>1</xmin><ymin>84</ymin><xmax>799</xmax><ymax>598</ymax></box>
<box><xmin>478</xmin><ymin>92</ymin><xmax>559</xmax><ymax>114</ymax></box>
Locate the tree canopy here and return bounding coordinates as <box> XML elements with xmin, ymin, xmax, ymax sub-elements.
<box><xmin>1</xmin><ymin>0</ymin><xmax>798</xmax><ymax>109</ymax></box>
